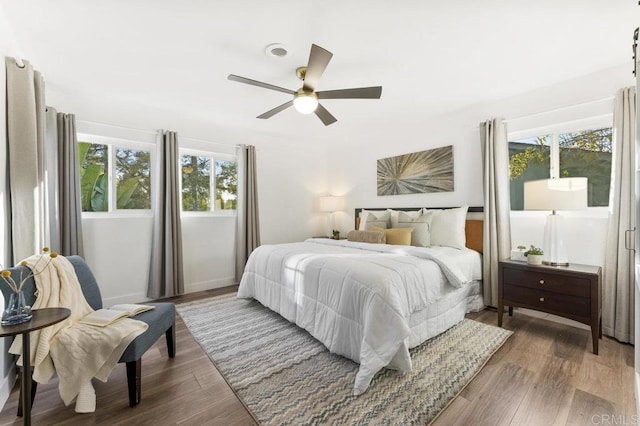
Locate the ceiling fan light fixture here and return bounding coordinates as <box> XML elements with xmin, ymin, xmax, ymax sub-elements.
<box><xmin>293</xmin><ymin>90</ymin><xmax>318</xmax><ymax>114</ymax></box>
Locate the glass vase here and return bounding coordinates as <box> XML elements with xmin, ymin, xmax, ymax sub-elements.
<box><xmin>1</xmin><ymin>291</ymin><xmax>32</xmax><ymax>326</ymax></box>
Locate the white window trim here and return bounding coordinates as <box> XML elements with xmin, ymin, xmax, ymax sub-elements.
<box><xmin>78</xmin><ymin>133</ymin><xmax>155</xmax><ymax>217</ymax></box>
<box><xmin>179</xmin><ymin>148</ymin><xmax>238</xmax><ymax>217</ymax></box>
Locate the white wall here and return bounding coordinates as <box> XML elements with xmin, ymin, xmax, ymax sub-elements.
<box><xmin>328</xmin><ymin>64</ymin><xmax>634</xmax><ymax>268</ymax></box>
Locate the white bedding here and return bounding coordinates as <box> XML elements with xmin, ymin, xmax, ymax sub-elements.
<box><xmin>237</xmin><ymin>238</ymin><xmax>482</xmax><ymax>395</ymax></box>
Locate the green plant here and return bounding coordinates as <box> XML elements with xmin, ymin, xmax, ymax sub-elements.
<box><xmin>517</xmin><ymin>245</ymin><xmax>526</xmax><ymax>251</ymax></box>
<box><xmin>524</xmin><ymin>245</ymin><xmax>543</xmax><ymax>256</ymax></box>
<box><xmin>332</xmin><ymin>230</ymin><xmax>340</xmax><ymax>239</ymax></box>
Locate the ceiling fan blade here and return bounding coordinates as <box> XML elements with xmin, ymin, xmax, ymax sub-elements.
<box><xmin>315</xmin><ymin>103</ymin><xmax>337</xmax><ymax>126</ymax></box>
<box><xmin>257</xmin><ymin>100</ymin><xmax>294</xmax><ymax>119</ymax></box>
<box><xmin>302</xmin><ymin>44</ymin><xmax>333</xmax><ymax>92</ymax></box>
<box><xmin>316</xmin><ymin>86</ymin><xmax>383</xmax><ymax>99</ymax></box>
<box><xmin>228</xmin><ymin>74</ymin><xmax>295</xmax><ymax>95</ymax></box>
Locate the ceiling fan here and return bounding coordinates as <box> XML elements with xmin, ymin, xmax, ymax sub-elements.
<box><xmin>228</xmin><ymin>44</ymin><xmax>383</xmax><ymax>126</ymax></box>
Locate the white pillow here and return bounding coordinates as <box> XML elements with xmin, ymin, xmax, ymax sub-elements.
<box><xmin>364</xmin><ymin>212</ymin><xmax>391</xmax><ymax>230</ymax></box>
<box><xmin>397</xmin><ymin>211</ymin><xmax>432</xmax><ymax>247</ymax></box>
<box><xmin>358</xmin><ymin>209</ymin><xmax>390</xmax><ymax>230</ymax></box>
<box><xmin>429</xmin><ymin>206</ymin><xmax>468</xmax><ymax>249</ymax></box>
<box><xmin>389</xmin><ymin>209</ymin><xmax>422</xmax><ymax>228</ymax></box>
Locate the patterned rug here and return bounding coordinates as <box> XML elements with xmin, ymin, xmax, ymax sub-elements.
<box><xmin>177</xmin><ymin>294</ymin><xmax>512</xmax><ymax>425</ymax></box>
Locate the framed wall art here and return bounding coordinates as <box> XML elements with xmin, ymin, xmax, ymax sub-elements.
<box><xmin>377</xmin><ymin>145</ymin><xmax>454</xmax><ymax>196</ymax></box>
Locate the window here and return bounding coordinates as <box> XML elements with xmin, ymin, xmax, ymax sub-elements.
<box><xmin>78</xmin><ymin>135</ymin><xmax>153</xmax><ymax>212</ymax></box>
<box><xmin>508</xmin><ymin>125</ymin><xmax>612</xmax><ymax>210</ymax></box>
<box><xmin>180</xmin><ymin>152</ymin><xmax>237</xmax><ymax>213</ymax></box>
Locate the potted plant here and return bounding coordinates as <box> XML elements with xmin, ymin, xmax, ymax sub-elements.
<box><xmin>524</xmin><ymin>245</ymin><xmax>544</xmax><ymax>265</ymax></box>
<box><xmin>332</xmin><ymin>230</ymin><xmax>340</xmax><ymax>240</ymax></box>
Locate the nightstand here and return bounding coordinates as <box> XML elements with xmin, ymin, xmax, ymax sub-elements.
<box><xmin>498</xmin><ymin>259</ymin><xmax>602</xmax><ymax>354</ymax></box>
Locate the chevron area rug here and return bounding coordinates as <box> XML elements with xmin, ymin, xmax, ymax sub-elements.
<box><xmin>177</xmin><ymin>294</ymin><xmax>512</xmax><ymax>425</ymax></box>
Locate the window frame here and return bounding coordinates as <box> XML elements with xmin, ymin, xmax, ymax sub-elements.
<box><xmin>507</xmin><ymin>113</ymin><xmax>613</xmax><ymax>214</ymax></box>
<box><xmin>179</xmin><ymin>148</ymin><xmax>238</xmax><ymax>217</ymax></box>
<box><xmin>78</xmin><ymin>133</ymin><xmax>156</xmax><ymax>217</ymax></box>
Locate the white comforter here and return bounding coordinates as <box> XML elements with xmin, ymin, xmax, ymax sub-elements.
<box><xmin>237</xmin><ymin>238</ymin><xmax>481</xmax><ymax>395</ymax></box>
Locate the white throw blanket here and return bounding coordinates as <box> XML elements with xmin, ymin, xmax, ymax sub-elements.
<box><xmin>9</xmin><ymin>255</ymin><xmax>147</xmax><ymax>412</ymax></box>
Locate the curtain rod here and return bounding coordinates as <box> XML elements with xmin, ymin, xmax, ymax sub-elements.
<box><xmin>77</xmin><ymin>119</ymin><xmax>239</xmax><ymax>148</ymax></box>
<box><xmin>503</xmin><ymin>95</ymin><xmax>615</xmax><ymax>124</ymax></box>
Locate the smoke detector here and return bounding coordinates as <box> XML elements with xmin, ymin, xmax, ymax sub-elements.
<box><xmin>265</xmin><ymin>43</ymin><xmax>289</xmax><ymax>58</ymax></box>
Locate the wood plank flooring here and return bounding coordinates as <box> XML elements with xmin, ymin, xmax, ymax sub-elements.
<box><xmin>0</xmin><ymin>288</ymin><xmax>634</xmax><ymax>425</ymax></box>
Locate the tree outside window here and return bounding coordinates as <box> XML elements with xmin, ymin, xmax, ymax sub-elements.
<box><xmin>181</xmin><ymin>154</ymin><xmax>237</xmax><ymax>212</ymax></box>
<box><xmin>181</xmin><ymin>155</ymin><xmax>211</xmax><ymax>212</ymax></box>
<box><xmin>508</xmin><ymin>127</ymin><xmax>612</xmax><ymax>210</ymax></box>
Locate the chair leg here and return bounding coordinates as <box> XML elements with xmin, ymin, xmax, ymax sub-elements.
<box><xmin>166</xmin><ymin>325</ymin><xmax>176</xmax><ymax>358</ymax></box>
<box><xmin>126</xmin><ymin>360</ymin><xmax>141</xmax><ymax>407</ymax></box>
<box><xmin>16</xmin><ymin>373</ymin><xmax>37</xmax><ymax>417</ymax></box>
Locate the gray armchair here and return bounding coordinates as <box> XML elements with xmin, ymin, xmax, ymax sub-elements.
<box><xmin>1</xmin><ymin>255</ymin><xmax>176</xmax><ymax>413</ymax></box>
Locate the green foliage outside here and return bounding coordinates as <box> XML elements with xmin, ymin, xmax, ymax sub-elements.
<box><xmin>79</xmin><ymin>142</ymin><xmax>109</xmax><ymax>212</ymax></box>
<box><xmin>181</xmin><ymin>155</ymin><xmax>237</xmax><ymax>211</ymax></box>
<box><xmin>79</xmin><ymin>142</ymin><xmax>151</xmax><ymax>211</ymax></box>
<box><xmin>115</xmin><ymin>148</ymin><xmax>151</xmax><ymax>209</ymax></box>
<box><xmin>181</xmin><ymin>155</ymin><xmax>211</xmax><ymax>211</ymax></box>
<box><xmin>215</xmin><ymin>160</ymin><xmax>238</xmax><ymax>210</ymax></box>
<box><xmin>508</xmin><ymin>128</ymin><xmax>612</xmax><ymax>210</ymax></box>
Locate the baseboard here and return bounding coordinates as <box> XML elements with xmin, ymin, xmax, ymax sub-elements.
<box><xmin>636</xmin><ymin>371</ymin><xmax>640</xmax><ymax>418</ymax></box>
<box><xmin>185</xmin><ymin>277</ymin><xmax>236</xmax><ymax>294</ymax></box>
<box><xmin>0</xmin><ymin>365</ymin><xmax>16</xmax><ymax>410</ymax></box>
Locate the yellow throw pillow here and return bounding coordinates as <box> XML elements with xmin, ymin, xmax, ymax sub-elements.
<box><xmin>371</xmin><ymin>226</ymin><xmax>414</xmax><ymax>246</ymax></box>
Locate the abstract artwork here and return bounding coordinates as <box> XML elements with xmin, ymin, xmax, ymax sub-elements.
<box><xmin>377</xmin><ymin>145</ymin><xmax>454</xmax><ymax>196</ymax></box>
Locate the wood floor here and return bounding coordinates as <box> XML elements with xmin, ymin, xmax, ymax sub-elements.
<box><xmin>0</xmin><ymin>287</ymin><xmax>634</xmax><ymax>425</ymax></box>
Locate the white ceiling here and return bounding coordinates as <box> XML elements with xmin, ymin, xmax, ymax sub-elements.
<box><xmin>1</xmin><ymin>0</ymin><xmax>638</xmax><ymax>145</ymax></box>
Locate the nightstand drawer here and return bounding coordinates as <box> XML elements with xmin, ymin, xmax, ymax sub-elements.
<box><xmin>502</xmin><ymin>267</ymin><xmax>590</xmax><ymax>298</ymax></box>
<box><xmin>503</xmin><ymin>285</ymin><xmax>590</xmax><ymax>319</ymax></box>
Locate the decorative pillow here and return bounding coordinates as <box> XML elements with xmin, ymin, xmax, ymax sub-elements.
<box><xmin>397</xmin><ymin>211</ymin><xmax>432</xmax><ymax>247</ymax></box>
<box><xmin>358</xmin><ymin>210</ymin><xmax>390</xmax><ymax>230</ymax></box>
<box><xmin>347</xmin><ymin>230</ymin><xmax>386</xmax><ymax>244</ymax></box>
<box><xmin>371</xmin><ymin>226</ymin><xmax>414</xmax><ymax>246</ymax></box>
<box><xmin>428</xmin><ymin>206</ymin><xmax>469</xmax><ymax>249</ymax></box>
<box><xmin>389</xmin><ymin>209</ymin><xmax>422</xmax><ymax>228</ymax></box>
<box><xmin>364</xmin><ymin>212</ymin><xmax>391</xmax><ymax>231</ymax></box>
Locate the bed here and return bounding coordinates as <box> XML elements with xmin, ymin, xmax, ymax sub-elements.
<box><xmin>237</xmin><ymin>206</ymin><xmax>484</xmax><ymax>395</ymax></box>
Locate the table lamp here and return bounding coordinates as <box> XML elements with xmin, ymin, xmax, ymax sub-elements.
<box><xmin>318</xmin><ymin>196</ymin><xmax>345</xmax><ymax>238</ymax></box>
<box><xmin>524</xmin><ymin>177</ymin><xmax>588</xmax><ymax>266</ymax></box>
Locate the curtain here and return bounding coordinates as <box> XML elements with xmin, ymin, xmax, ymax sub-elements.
<box><xmin>56</xmin><ymin>112</ymin><xmax>84</xmax><ymax>256</ymax></box>
<box><xmin>479</xmin><ymin>118</ymin><xmax>512</xmax><ymax>308</ymax></box>
<box><xmin>44</xmin><ymin>108</ymin><xmax>60</xmax><ymax>252</ymax></box>
<box><xmin>235</xmin><ymin>144</ymin><xmax>261</xmax><ymax>282</ymax></box>
<box><xmin>5</xmin><ymin>57</ymin><xmax>46</xmax><ymax>262</ymax></box>
<box><xmin>148</xmin><ymin>130</ymin><xmax>184</xmax><ymax>298</ymax></box>
<box><xmin>603</xmin><ymin>87</ymin><xmax>636</xmax><ymax>343</ymax></box>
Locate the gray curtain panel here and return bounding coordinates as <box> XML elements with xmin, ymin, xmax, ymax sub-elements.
<box><xmin>5</xmin><ymin>57</ymin><xmax>46</xmax><ymax>262</ymax></box>
<box><xmin>479</xmin><ymin>118</ymin><xmax>512</xmax><ymax>308</ymax></box>
<box><xmin>44</xmin><ymin>108</ymin><xmax>60</xmax><ymax>252</ymax></box>
<box><xmin>235</xmin><ymin>144</ymin><xmax>261</xmax><ymax>282</ymax></box>
<box><xmin>56</xmin><ymin>112</ymin><xmax>84</xmax><ymax>256</ymax></box>
<box><xmin>148</xmin><ymin>130</ymin><xmax>184</xmax><ymax>298</ymax></box>
<box><xmin>603</xmin><ymin>87</ymin><xmax>636</xmax><ymax>343</ymax></box>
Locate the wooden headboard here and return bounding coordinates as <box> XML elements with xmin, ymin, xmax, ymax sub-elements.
<box><xmin>354</xmin><ymin>207</ymin><xmax>484</xmax><ymax>254</ymax></box>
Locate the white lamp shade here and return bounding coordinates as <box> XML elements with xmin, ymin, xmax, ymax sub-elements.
<box><xmin>318</xmin><ymin>196</ymin><xmax>345</xmax><ymax>212</ymax></box>
<box><xmin>524</xmin><ymin>178</ymin><xmax>588</xmax><ymax>211</ymax></box>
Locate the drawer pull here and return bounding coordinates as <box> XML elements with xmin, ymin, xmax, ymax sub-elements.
<box><xmin>539</xmin><ymin>297</ymin><xmax>545</xmax><ymax>302</ymax></box>
<box><xmin>539</xmin><ymin>279</ymin><xmax>544</xmax><ymax>285</ymax></box>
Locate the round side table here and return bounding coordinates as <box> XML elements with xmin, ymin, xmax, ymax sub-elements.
<box><xmin>0</xmin><ymin>308</ymin><xmax>70</xmax><ymax>426</ymax></box>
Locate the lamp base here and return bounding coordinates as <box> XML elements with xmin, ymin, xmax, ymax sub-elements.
<box><xmin>542</xmin><ymin>213</ymin><xmax>569</xmax><ymax>266</ymax></box>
